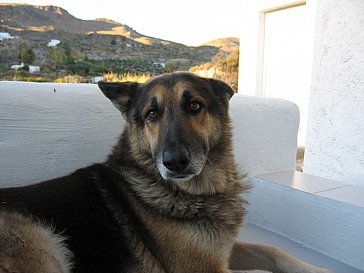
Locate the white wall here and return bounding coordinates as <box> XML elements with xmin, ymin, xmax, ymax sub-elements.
<box><xmin>304</xmin><ymin>0</ymin><xmax>364</xmax><ymax>185</ymax></box>
<box><xmin>0</xmin><ymin>81</ymin><xmax>299</xmax><ymax>186</ymax></box>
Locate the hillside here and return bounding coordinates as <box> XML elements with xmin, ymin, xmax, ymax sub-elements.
<box><xmin>0</xmin><ymin>3</ymin><xmax>164</xmax><ymax>45</ymax></box>
<box><xmin>190</xmin><ymin>38</ymin><xmax>239</xmax><ymax>90</ymax></box>
<box><xmin>201</xmin><ymin>37</ymin><xmax>240</xmax><ymax>53</ymax></box>
<box><xmin>0</xmin><ymin>4</ymin><xmax>239</xmax><ymax>82</ymax></box>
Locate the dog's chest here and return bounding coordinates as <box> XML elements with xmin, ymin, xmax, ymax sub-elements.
<box><xmin>133</xmin><ymin>201</ymin><xmax>235</xmax><ymax>273</ymax></box>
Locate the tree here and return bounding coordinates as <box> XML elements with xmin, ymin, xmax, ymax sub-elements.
<box><xmin>17</xmin><ymin>43</ymin><xmax>35</xmax><ymax>64</ymax></box>
<box><xmin>165</xmin><ymin>61</ymin><xmax>182</xmax><ymax>73</ymax></box>
<box><xmin>49</xmin><ymin>47</ymin><xmax>64</xmax><ymax>64</ymax></box>
<box><xmin>0</xmin><ymin>48</ymin><xmax>11</xmax><ymax>63</ymax></box>
<box><xmin>22</xmin><ymin>48</ymin><xmax>35</xmax><ymax>64</ymax></box>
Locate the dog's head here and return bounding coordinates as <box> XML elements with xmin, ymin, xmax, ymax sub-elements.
<box><xmin>98</xmin><ymin>72</ymin><xmax>234</xmax><ymax>184</ymax></box>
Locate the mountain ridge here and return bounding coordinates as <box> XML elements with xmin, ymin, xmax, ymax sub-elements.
<box><xmin>0</xmin><ymin>3</ymin><xmax>239</xmax><ymax>82</ymax></box>
<box><xmin>0</xmin><ymin>3</ymin><xmax>178</xmax><ymax>46</ymax></box>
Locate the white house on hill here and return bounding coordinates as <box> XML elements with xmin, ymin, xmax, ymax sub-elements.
<box><xmin>47</xmin><ymin>39</ymin><xmax>61</xmax><ymax>47</ymax></box>
<box><xmin>0</xmin><ymin>32</ymin><xmax>16</xmax><ymax>41</ymax></box>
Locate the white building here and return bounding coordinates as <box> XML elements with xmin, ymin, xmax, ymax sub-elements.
<box><xmin>11</xmin><ymin>62</ymin><xmax>40</xmax><ymax>73</ymax></box>
<box><xmin>152</xmin><ymin>62</ymin><xmax>166</xmax><ymax>68</ymax></box>
<box><xmin>47</xmin><ymin>39</ymin><xmax>61</xmax><ymax>47</ymax></box>
<box><xmin>0</xmin><ymin>32</ymin><xmax>15</xmax><ymax>41</ymax></box>
<box><xmin>93</xmin><ymin>76</ymin><xmax>104</xmax><ymax>83</ymax></box>
<box><xmin>11</xmin><ymin>63</ymin><xmax>24</xmax><ymax>70</ymax></box>
<box><xmin>28</xmin><ymin>65</ymin><xmax>40</xmax><ymax>73</ymax></box>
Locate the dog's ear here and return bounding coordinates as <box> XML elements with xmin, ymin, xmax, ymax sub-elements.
<box><xmin>207</xmin><ymin>78</ymin><xmax>235</xmax><ymax>101</ymax></box>
<box><xmin>98</xmin><ymin>81</ymin><xmax>139</xmax><ymax>118</ymax></box>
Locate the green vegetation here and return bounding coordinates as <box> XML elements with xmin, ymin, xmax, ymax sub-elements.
<box><xmin>1</xmin><ymin>44</ymin><xmax>239</xmax><ymax>85</ymax></box>
<box><xmin>1</xmin><ymin>47</ymin><xmax>185</xmax><ymax>82</ymax></box>
<box><xmin>0</xmin><ymin>48</ymin><xmax>11</xmax><ymax>64</ymax></box>
<box><xmin>17</xmin><ymin>42</ymin><xmax>36</xmax><ymax>64</ymax></box>
<box><xmin>10</xmin><ymin>70</ymin><xmax>48</xmax><ymax>82</ymax></box>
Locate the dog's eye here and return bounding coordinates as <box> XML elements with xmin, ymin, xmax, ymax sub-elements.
<box><xmin>189</xmin><ymin>102</ymin><xmax>201</xmax><ymax>112</ymax></box>
<box><xmin>146</xmin><ymin>110</ymin><xmax>158</xmax><ymax>121</ymax></box>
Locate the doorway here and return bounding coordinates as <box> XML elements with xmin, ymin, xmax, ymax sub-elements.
<box><xmin>257</xmin><ymin>4</ymin><xmax>311</xmax><ymax>146</ymax></box>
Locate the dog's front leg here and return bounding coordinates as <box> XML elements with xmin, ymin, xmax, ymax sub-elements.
<box><xmin>229</xmin><ymin>241</ymin><xmax>333</xmax><ymax>273</ymax></box>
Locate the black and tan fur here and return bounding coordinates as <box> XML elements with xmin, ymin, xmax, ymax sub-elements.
<box><xmin>0</xmin><ymin>72</ymin><xmax>331</xmax><ymax>273</ymax></box>
<box><xmin>0</xmin><ymin>212</ymin><xmax>72</xmax><ymax>273</ymax></box>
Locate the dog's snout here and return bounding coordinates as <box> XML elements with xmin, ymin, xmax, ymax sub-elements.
<box><xmin>162</xmin><ymin>148</ymin><xmax>190</xmax><ymax>173</ymax></box>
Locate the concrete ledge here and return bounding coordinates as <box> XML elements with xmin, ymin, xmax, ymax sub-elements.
<box><xmin>238</xmin><ymin>223</ymin><xmax>363</xmax><ymax>273</ymax></box>
<box><xmin>245</xmin><ymin>171</ymin><xmax>364</xmax><ymax>271</ymax></box>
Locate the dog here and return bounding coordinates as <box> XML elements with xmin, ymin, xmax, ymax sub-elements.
<box><xmin>0</xmin><ymin>72</ymin><xmax>332</xmax><ymax>273</ymax></box>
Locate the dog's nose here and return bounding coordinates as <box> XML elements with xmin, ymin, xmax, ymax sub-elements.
<box><xmin>162</xmin><ymin>148</ymin><xmax>190</xmax><ymax>173</ymax></box>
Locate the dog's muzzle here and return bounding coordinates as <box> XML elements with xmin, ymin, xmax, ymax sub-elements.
<box><xmin>162</xmin><ymin>148</ymin><xmax>189</xmax><ymax>174</ymax></box>
<box><xmin>156</xmin><ymin>146</ymin><xmax>205</xmax><ymax>182</ymax></box>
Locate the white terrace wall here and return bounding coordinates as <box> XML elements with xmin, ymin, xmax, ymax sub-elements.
<box><xmin>304</xmin><ymin>0</ymin><xmax>364</xmax><ymax>185</ymax></box>
<box><xmin>0</xmin><ymin>81</ymin><xmax>299</xmax><ymax>187</ymax></box>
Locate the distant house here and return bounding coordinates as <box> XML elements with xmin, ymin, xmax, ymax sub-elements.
<box><xmin>11</xmin><ymin>63</ymin><xmax>25</xmax><ymax>70</ymax></box>
<box><xmin>152</xmin><ymin>62</ymin><xmax>166</xmax><ymax>68</ymax></box>
<box><xmin>47</xmin><ymin>39</ymin><xmax>61</xmax><ymax>47</ymax></box>
<box><xmin>29</xmin><ymin>66</ymin><xmax>40</xmax><ymax>73</ymax></box>
<box><xmin>92</xmin><ymin>76</ymin><xmax>103</xmax><ymax>83</ymax></box>
<box><xmin>0</xmin><ymin>32</ymin><xmax>16</xmax><ymax>41</ymax></box>
<box><xmin>11</xmin><ymin>62</ymin><xmax>40</xmax><ymax>73</ymax></box>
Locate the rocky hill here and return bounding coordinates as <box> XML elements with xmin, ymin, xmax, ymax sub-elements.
<box><xmin>201</xmin><ymin>37</ymin><xmax>240</xmax><ymax>53</ymax></box>
<box><xmin>0</xmin><ymin>4</ymin><xmax>239</xmax><ymax>81</ymax></box>
<box><xmin>0</xmin><ymin>3</ymin><xmax>164</xmax><ymax>44</ymax></box>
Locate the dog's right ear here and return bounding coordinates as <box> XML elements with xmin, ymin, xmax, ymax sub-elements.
<box><xmin>98</xmin><ymin>81</ymin><xmax>140</xmax><ymax>118</ymax></box>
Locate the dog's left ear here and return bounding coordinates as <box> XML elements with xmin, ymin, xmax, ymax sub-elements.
<box><xmin>207</xmin><ymin>78</ymin><xmax>235</xmax><ymax>101</ymax></box>
<box><xmin>98</xmin><ymin>81</ymin><xmax>140</xmax><ymax>118</ymax></box>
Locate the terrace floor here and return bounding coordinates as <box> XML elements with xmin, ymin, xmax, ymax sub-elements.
<box><xmin>237</xmin><ymin>223</ymin><xmax>363</xmax><ymax>273</ymax></box>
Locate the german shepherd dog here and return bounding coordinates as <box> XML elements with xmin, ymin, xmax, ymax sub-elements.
<box><xmin>0</xmin><ymin>72</ymin><xmax>332</xmax><ymax>273</ymax></box>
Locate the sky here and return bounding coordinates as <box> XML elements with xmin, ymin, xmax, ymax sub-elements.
<box><xmin>1</xmin><ymin>0</ymin><xmax>242</xmax><ymax>45</ymax></box>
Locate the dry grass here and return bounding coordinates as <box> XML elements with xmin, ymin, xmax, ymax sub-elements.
<box><xmin>53</xmin><ymin>75</ymin><xmax>84</xmax><ymax>83</ymax></box>
<box><xmin>103</xmin><ymin>72</ymin><xmax>151</xmax><ymax>83</ymax></box>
